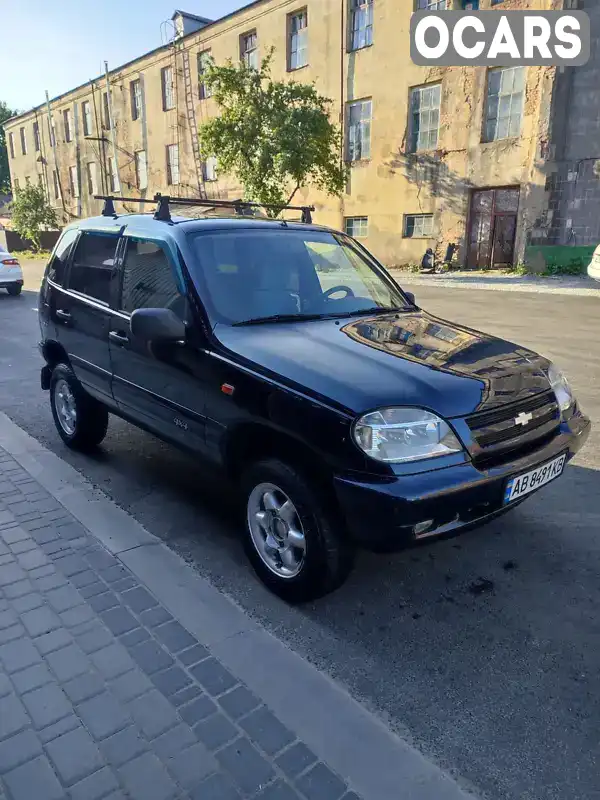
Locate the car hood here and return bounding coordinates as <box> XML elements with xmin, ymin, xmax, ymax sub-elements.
<box><xmin>214</xmin><ymin>310</ymin><xmax>552</xmax><ymax>418</ymax></box>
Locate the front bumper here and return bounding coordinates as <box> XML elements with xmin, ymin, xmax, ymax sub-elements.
<box><xmin>334</xmin><ymin>414</ymin><xmax>591</xmax><ymax>551</ymax></box>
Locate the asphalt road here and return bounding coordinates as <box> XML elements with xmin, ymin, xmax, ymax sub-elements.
<box><xmin>2</xmin><ymin>265</ymin><xmax>599</xmax><ymax>800</ymax></box>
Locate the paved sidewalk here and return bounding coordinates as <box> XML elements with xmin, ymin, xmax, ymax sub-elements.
<box><xmin>391</xmin><ymin>271</ymin><xmax>600</xmax><ymax>297</ymax></box>
<box><xmin>0</xmin><ymin>412</ymin><xmax>477</xmax><ymax>800</ymax></box>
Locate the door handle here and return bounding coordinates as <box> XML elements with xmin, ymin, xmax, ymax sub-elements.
<box><xmin>109</xmin><ymin>330</ymin><xmax>129</xmax><ymax>346</ymax></box>
<box><xmin>56</xmin><ymin>309</ymin><xmax>71</xmax><ymax>324</ymax></box>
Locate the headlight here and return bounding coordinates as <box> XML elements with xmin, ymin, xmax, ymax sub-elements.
<box><xmin>353</xmin><ymin>407</ymin><xmax>463</xmax><ymax>463</ymax></box>
<box><xmin>548</xmin><ymin>363</ymin><xmax>574</xmax><ymax>413</ymax></box>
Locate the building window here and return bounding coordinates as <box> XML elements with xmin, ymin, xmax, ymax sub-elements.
<box><xmin>484</xmin><ymin>67</ymin><xmax>525</xmax><ymax>142</ymax></box>
<box><xmin>48</xmin><ymin>119</ymin><xmax>56</xmax><ymax>147</ymax></box>
<box><xmin>33</xmin><ymin>122</ymin><xmax>41</xmax><ymax>152</ymax></box>
<box><xmin>404</xmin><ymin>214</ymin><xmax>434</xmax><ymax>238</ymax></box>
<box><xmin>409</xmin><ymin>83</ymin><xmax>441</xmax><ymax>152</ymax></box>
<box><xmin>345</xmin><ymin>217</ymin><xmax>368</xmax><ymax>237</ymax></box>
<box><xmin>203</xmin><ymin>156</ymin><xmax>218</xmax><ymax>182</ymax></box>
<box><xmin>289</xmin><ymin>10</ymin><xmax>308</xmax><ymax>70</ymax></box>
<box><xmin>13</xmin><ymin>178</ymin><xmax>19</xmax><ymax>192</ymax></box>
<box><xmin>20</xmin><ymin>127</ymin><xmax>27</xmax><ymax>155</ymax></box>
<box><xmin>102</xmin><ymin>93</ymin><xmax>110</xmax><ymax>129</ymax></box>
<box><xmin>52</xmin><ymin>170</ymin><xmax>60</xmax><ymax>200</ymax></box>
<box><xmin>8</xmin><ymin>133</ymin><xmax>15</xmax><ymax>159</ymax></box>
<box><xmin>349</xmin><ymin>0</ymin><xmax>373</xmax><ymax>51</ymax></box>
<box><xmin>86</xmin><ymin>162</ymin><xmax>98</xmax><ymax>195</ymax></box>
<box><xmin>69</xmin><ymin>165</ymin><xmax>80</xmax><ymax>198</ymax></box>
<box><xmin>82</xmin><ymin>101</ymin><xmax>92</xmax><ymax>136</ymax></box>
<box><xmin>135</xmin><ymin>150</ymin><xmax>148</xmax><ymax>190</ymax></box>
<box><xmin>166</xmin><ymin>144</ymin><xmax>180</xmax><ymax>185</ymax></box>
<box><xmin>63</xmin><ymin>109</ymin><xmax>72</xmax><ymax>143</ymax></box>
<box><xmin>198</xmin><ymin>51</ymin><xmax>212</xmax><ymax>99</ymax></box>
<box><xmin>161</xmin><ymin>67</ymin><xmax>175</xmax><ymax>111</ymax></box>
<box><xmin>346</xmin><ymin>99</ymin><xmax>372</xmax><ymax>161</ymax></box>
<box><xmin>108</xmin><ymin>156</ymin><xmax>119</xmax><ymax>192</ymax></box>
<box><xmin>130</xmin><ymin>80</ymin><xmax>142</xmax><ymax>121</ymax></box>
<box><xmin>241</xmin><ymin>31</ymin><xmax>258</xmax><ymax>69</ymax></box>
<box><xmin>416</xmin><ymin>0</ymin><xmax>449</xmax><ymax>8</ymax></box>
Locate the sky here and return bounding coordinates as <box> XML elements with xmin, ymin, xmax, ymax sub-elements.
<box><xmin>2</xmin><ymin>0</ymin><xmax>248</xmax><ymax>112</ymax></box>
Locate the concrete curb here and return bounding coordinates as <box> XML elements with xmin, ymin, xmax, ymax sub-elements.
<box><xmin>0</xmin><ymin>410</ymin><xmax>479</xmax><ymax>800</ymax></box>
<box><xmin>391</xmin><ymin>273</ymin><xmax>600</xmax><ymax>297</ymax></box>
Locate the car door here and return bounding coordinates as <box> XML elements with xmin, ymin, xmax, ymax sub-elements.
<box><xmin>56</xmin><ymin>231</ymin><xmax>120</xmax><ymax>405</ymax></box>
<box><xmin>109</xmin><ymin>235</ymin><xmax>207</xmax><ymax>451</ymax></box>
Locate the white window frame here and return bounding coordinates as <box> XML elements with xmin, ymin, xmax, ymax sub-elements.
<box><xmin>52</xmin><ymin>170</ymin><xmax>61</xmax><ymax>200</ymax></box>
<box><xmin>86</xmin><ymin>162</ymin><xmax>98</xmax><ymax>195</ymax></box>
<box><xmin>162</xmin><ymin>67</ymin><xmax>175</xmax><ymax>111</ymax></box>
<box><xmin>403</xmin><ymin>214</ymin><xmax>434</xmax><ymax>238</ymax></box>
<box><xmin>289</xmin><ymin>10</ymin><xmax>308</xmax><ymax>70</ymax></box>
<box><xmin>108</xmin><ymin>156</ymin><xmax>118</xmax><ymax>193</ymax></box>
<box><xmin>484</xmin><ymin>67</ymin><xmax>525</xmax><ymax>143</ymax></box>
<box><xmin>69</xmin><ymin>165</ymin><xmax>80</xmax><ymax>198</ymax></box>
<box><xmin>416</xmin><ymin>0</ymin><xmax>449</xmax><ymax>8</ymax></box>
<box><xmin>135</xmin><ymin>150</ymin><xmax>148</xmax><ymax>190</ymax></box>
<box><xmin>131</xmin><ymin>80</ymin><xmax>142</xmax><ymax>121</ymax></box>
<box><xmin>409</xmin><ymin>83</ymin><xmax>441</xmax><ymax>152</ymax></box>
<box><xmin>19</xmin><ymin>127</ymin><xmax>27</xmax><ymax>155</ymax></box>
<box><xmin>166</xmin><ymin>144</ymin><xmax>180</xmax><ymax>186</ymax></box>
<box><xmin>82</xmin><ymin>101</ymin><xmax>92</xmax><ymax>136</ymax></box>
<box><xmin>203</xmin><ymin>156</ymin><xmax>218</xmax><ymax>182</ymax></box>
<box><xmin>346</xmin><ymin>99</ymin><xmax>372</xmax><ymax>162</ymax></box>
<box><xmin>349</xmin><ymin>0</ymin><xmax>373</xmax><ymax>51</ymax></box>
<box><xmin>63</xmin><ymin>109</ymin><xmax>72</xmax><ymax>143</ymax></box>
<box><xmin>241</xmin><ymin>31</ymin><xmax>258</xmax><ymax>69</ymax></box>
<box><xmin>8</xmin><ymin>132</ymin><xmax>15</xmax><ymax>159</ymax></box>
<box><xmin>344</xmin><ymin>217</ymin><xmax>369</xmax><ymax>238</ymax></box>
<box><xmin>198</xmin><ymin>51</ymin><xmax>212</xmax><ymax>99</ymax></box>
<box><xmin>33</xmin><ymin>121</ymin><xmax>41</xmax><ymax>152</ymax></box>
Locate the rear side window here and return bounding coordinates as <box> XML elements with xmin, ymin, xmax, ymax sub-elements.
<box><xmin>68</xmin><ymin>233</ymin><xmax>118</xmax><ymax>304</ymax></box>
<box><xmin>47</xmin><ymin>229</ymin><xmax>79</xmax><ymax>285</ymax></box>
<box><xmin>120</xmin><ymin>239</ymin><xmax>183</xmax><ymax>315</ymax></box>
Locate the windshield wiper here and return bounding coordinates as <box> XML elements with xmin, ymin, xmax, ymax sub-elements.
<box><xmin>326</xmin><ymin>307</ymin><xmax>412</xmax><ymax>319</ymax></box>
<box><xmin>232</xmin><ymin>313</ymin><xmax>329</xmax><ymax>327</ymax></box>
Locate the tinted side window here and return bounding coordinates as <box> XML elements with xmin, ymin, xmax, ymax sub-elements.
<box><xmin>120</xmin><ymin>239</ymin><xmax>183</xmax><ymax>315</ymax></box>
<box><xmin>47</xmin><ymin>229</ymin><xmax>79</xmax><ymax>285</ymax></box>
<box><xmin>68</xmin><ymin>233</ymin><xmax>118</xmax><ymax>304</ymax></box>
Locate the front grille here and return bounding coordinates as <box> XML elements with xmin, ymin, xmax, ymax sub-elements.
<box><xmin>466</xmin><ymin>390</ymin><xmax>560</xmax><ymax>466</ymax></box>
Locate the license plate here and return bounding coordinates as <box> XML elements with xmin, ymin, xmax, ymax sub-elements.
<box><xmin>504</xmin><ymin>454</ymin><xmax>567</xmax><ymax>504</ymax></box>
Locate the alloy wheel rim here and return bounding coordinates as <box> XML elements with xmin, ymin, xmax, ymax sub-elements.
<box><xmin>54</xmin><ymin>379</ymin><xmax>77</xmax><ymax>436</ymax></box>
<box><xmin>247</xmin><ymin>482</ymin><xmax>307</xmax><ymax>579</ymax></box>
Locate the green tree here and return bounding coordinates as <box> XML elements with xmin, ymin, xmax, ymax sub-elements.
<box><xmin>0</xmin><ymin>101</ymin><xmax>19</xmax><ymax>192</ymax></box>
<box><xmin>198</xmin><ymin>51</ymin><xmax>347</xmax><ymax>213</ymax></box>
<box><xmin>10</xmin><ymin>183</ymin><xmax>58</xmax><ymax>251</ymax></box>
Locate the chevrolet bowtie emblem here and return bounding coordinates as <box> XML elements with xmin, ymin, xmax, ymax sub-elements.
<box><xmin>515</xmin><ymin>412</ymin><xmax>533</xmax><ymax>426</ymax></box>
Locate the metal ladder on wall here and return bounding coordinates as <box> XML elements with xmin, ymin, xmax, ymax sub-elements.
<box><xmin>180</xmin><ymin>47</ymin><xmax>207</xmax><ymax>199</ymax></box>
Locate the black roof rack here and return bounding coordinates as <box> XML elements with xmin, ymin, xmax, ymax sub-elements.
<box><xmin>94</xmin><ymin>194</ymin><xmax>315</xmax><ymax>224</ymax></box>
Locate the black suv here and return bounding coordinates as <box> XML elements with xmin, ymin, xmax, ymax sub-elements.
<box><xmin>38</xmin><ymin>197</ymin><xmax>591</xmax><ymax>601</ymax></box>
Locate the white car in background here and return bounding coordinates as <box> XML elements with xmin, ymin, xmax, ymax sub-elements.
<box><xmin>0</xmin><ymin>244</ymin><xmax>23</xmax><ymax>295</ymax></box>
<box><xmin>587</xmin><ymin>244</ymin><xmax>600</xmax><ymax>282</ymax></box>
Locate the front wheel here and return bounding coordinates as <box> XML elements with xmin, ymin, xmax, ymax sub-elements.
<box><xmin>241</xmin><ymin>459</ymin><xmax>354</xmax><ymax>603</ymax></box>
<box><xmin>50</xmin><ymin>364</ymin><xmax>109</xmax><ymax>451</ymax></box>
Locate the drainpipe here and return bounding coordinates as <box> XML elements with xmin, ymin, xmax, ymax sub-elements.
<box><xmin>104</xmin><ymin>62</ymin><xmax>122</xmax><ymax>194</ymax></box>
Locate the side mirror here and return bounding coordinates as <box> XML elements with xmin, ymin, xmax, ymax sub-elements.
<box><xmin>130</xmin><ymin>308</ymin><xmax>186</xmax><ymax>343</ymax></box>
<box><xmin>405</xmin><ymin>291</ymin><xmax>416</xmax><ymax>306</ymax></box>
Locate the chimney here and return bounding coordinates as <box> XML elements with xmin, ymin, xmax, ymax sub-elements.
<box><xmin>172</xmin><ymin>10</ymin><xmax>212</xmax><ymax>39</ymax></box>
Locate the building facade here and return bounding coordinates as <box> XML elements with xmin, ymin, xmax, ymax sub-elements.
<box><xmin>3</xmin><ymin>0</ymin><xmax>578</xmax><ymax>269</ymax></box>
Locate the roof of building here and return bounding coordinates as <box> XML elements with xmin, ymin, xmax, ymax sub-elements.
<box><xmin>171</xmin><ymin>9</ymin><xmax>213</xmax><ymax>24</ymax></box>
<box><xmin>3</xmin><ymin>0</ymin><xmax>267</xmax><ymax>127</ymax></box>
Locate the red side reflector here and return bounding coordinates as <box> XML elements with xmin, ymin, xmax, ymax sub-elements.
<box><xmin>1</xmin><ymin>259</ymin><xmax>19</xmax><ymax>266</ymax></box>
<box><xmin>221</xmin><ymin>383</ymin><xmax>235</xmax><ymax>396</ymax></box>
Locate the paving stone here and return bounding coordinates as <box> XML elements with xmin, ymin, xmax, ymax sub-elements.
<box><xmin>76</xmin><ymin>692</ymin><xmax>131</xmax><ymax>741</ymax></box>
<box><xmin>76</xmin><ymin>622</ymin><xmax>114</xmax><ymax>655</ymax></box>
<box><xmin>339</xmin><ymin>793</ymin><xmax>361</xmax><ymax>800</ymax></box>
<box><xmin>189</xmin><ymin>772</ymin><xmax>242</xmax><ymax>800</ymax></box>
<box><xmin>79</xmin><ymin>581</ymin><xmax>109</xmax><ymax>600</ymax></box>
<box><xmin>90</xmin><ymin>643</ymin><xmax>135</xmax><ymax>680</ymax></box>
<box><xmin>0</xmin><ymin>638</ymin><xmax>42</xmax><ymax>672</ymax></box>
<box><xmin>0</xmin><ymin>694</ymin><xmax>30</xmax><ymax>741</ymax></box>
<box><xmin>85</xmin><ymin>549</ymin><xmax>119</xmax><ymax>571</ymax></box>
<box><xmin>257</xmin><ymin>782</ymin><xmax>303</xmax><ymax>800</ymax></box>
<box><xmin>151</xmin><ymin>665</ymin><xmax>192</xmax><ymax>698</ymax></box>
<box><xmin>0</xmin><ymin>624</ymin><xmax>25</xmax><ymax>645</ymax></box>
<box><xmin>99</xmin><ymin>726</ymin><xmax>147</xmax><ymax>768</ymax></box>
<box><xmin>109</xmin><ymin>668</ymin><xmax>153</xmax><ymax>703</ymax></box>
<box><xmin>21</xmin><ymin>605</ymin><xmax>62</xmax><ymax>637</ymax></box>
<box><xmin>127</xmin><ymin>639</ymin><xmax>174</xmax><ymax>675</ymax></box>
<box><xmin>118</xmin><ymin>628</ymin><xmax>150</xmax><ymax>649</ymax></box>
<box><xmin>4</xmin><ymin>578</ymin><xmax>36</xmax><ymax>599</ymax></box>
<box><xmin>99</xmin><ymin>565</ymin><xmax>130</xmax><ymax>585</ymax></box>
<box><xmin>0</xmin><ymin>562</ymin><xmax>27</xmax><ymax>586</ymax></box>
<box><xmin>118</xmin><ymin>752</ymin><xmax>179</xmax><ymax>800</ymax></box>
<box><xmin>54</xmin><ymin>554</ymin><xmax>88</xmax><ymax>577</ymax></box>
<box><xmin>3</xmin><ymin>754</ymin><xmax>65</xmax><ymax>800</ymax></box>
<box><xmin>127</xmin><ymin>690</ymin><xmax>180</xmax><ymax>739</ymax></box>
<box><xmin>239</xmin><ymin>707</ymin><xmax>295</xmax><ymax>756</ymax></box>
<box><xmin>46</xmin><ymin>643</ymin><xmax>91</xmax><ymax>682</ymax></box>
<box><xmin>56</xmin><ymin>521</ymin><xmax>87</xmax><ymax>542</ymax></box>
<box><xmin>63</xmin><ymin>671</ymin><xmax>105</xmax><ymax>704</ymax></box>
<box><xmin>193</xmin><ymin>713</ymin><xmax>238</xmax><ymax>751</ymax></box>
<box><xmin>89</xmin><ymin>591</ymin><xmax>120</xmax><ymax>614</ymax></box>
<box><xmin>22</xmin><ymin>683</ymin><xmax>71</xmax><ymax>729</ymax></box>
<box><xmin>45</xmin><ymin>584</ymin><xmax>84</xmax><ymax>613</ymax></box>
<box><xmin>179</xmin><ymin>694</ymin><xmax>217</xmax><ymax>726</ymax></box>
<box><xmin>216</xmin><ymin>737</ymin><xmax>276</xmax><ymax>796</ymax></box>
<box><xmin>139</xmin><ymin>606</ymin><xmax>173</xmax><ymax>628</ymax></box>
<box><xmin>177</xmin><ymin>643</ymin><xmax>210</xmax><ymax>668</ymax></box>
<box><xmin>0</xmin><ymin>729</ymin><xmax>43</xmax><ymax>772</ymax></box>
<box><xmin>111</xmin><ymin>577</ymin><xmax>138</xmax><ymax>594</ymax></box>
<box><xmin>190</xmin><ymin>658</ymin><xmax>237</xmax><ymax>697</ymax></box>
<box><xmin>217</xmin><ymin>685</ymin><xmax>261</xmax><ymax>721</ymax></box>
<box><xmin>11</xmin><ymin>592</ymin><xmax>44</xmax><ymax>613</ymax></box>
<box><xmin>61</xmin><ymin>604</ymin><xmax>96</xmax><ymax>628</ymax></box>
<box><xmin>9</xmin><ymin>538</ymin><xmax>38</xmax><ymax>554</ymax></box>
<box><xmin>30</xmin><ymin>526</ymin><xmax>60</xmax><ymax>545</ymax></box>
<box><xmin>171</xmin><ymin>684</ymin><xmax>202</xmax><ymax>709</ymax></box>
<box><xmin>35</xmin><ymin>571</ymin><xmax>68</xmax><ymax>591</ymax></box>
<box><xmin>151</xmin><ymin>723</ymin><xmax>196</xmax><ymax>760</ymax></box>
<box><xmin>154</xmin><ymin>620</ymin><xmax>196</xmax><ymax>654</ymax></box>
<box><xmin>121</xmin><ymin>586</ymin><xmax>157</xmax><ymax>614</ymax></box>
<box><xmin>12</xmin><ymin>663</ymin><xmax>54</xmax><ymax>694</ymax></box>
<box><xmin>16</xmin><ymin>549</ymin><xmax>49</xmax><ymax>571</ymax></box>
<box><xmin>70</xmin><ymin>570</ymin><xmax>100</xmax><ymax>589</ymax></box>
<box><xmin>34</xmin><ymin>627</ymin><xmax>73</xmax><ymax>656</ymax></box>
<box><xmin>296</xmin><ymin>763</ymin><xmax>348</xmax><ymax>800</ymax></box>
<box><xmin>69</xmin><ymin>766</ymin><xmax>120</xmax><ymax>800</ymax></box>
<box><xmin>38</xmin><ymin>713</ymin><xmax>80</xmax><ymax>744</ymax></box>
<box><xmin>28</xmin><ymin>564</ymin><xmax>55</xmax><ymax>580</ymax></box>
<box><xmin>100</xmin><ymin>606</ymin><xmax>138</xmax><ymax>636</ymax></box>
<box><xmin>0</xmin><ymin>553</ymin><xmax>14</xmax><ymax>566</ymax></box>
<box><xmin>45</xmin><ymin>726</ymin><xmax>104</xmax><ymax>786</ymax></box>
<box><xmin>0</xmin><ymin>608</ymin><xmax>18</xmax><ymax>630</ymax></box>
<box><xmin>0</xmin><ymin>673</ymin><xmax>11</xmax><ymax>698</ymax></box>
<box><xmin>275</xmin><ymin>742</ymin><xmax>317</xmax><ymax>779</ymax></box>
<box><xmin>165</xmin><ymin>742</ymin><xmax>217</xmax><ymax>790</ymax></box>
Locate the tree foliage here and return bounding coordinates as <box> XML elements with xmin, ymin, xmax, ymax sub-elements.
<box><xmin>198</xmin><ymin>51</ymin><xmax>347</xmax><ymax>213</ymax></box>
<box><xmin>10</xmin><ymin>183</ymin><xmax>58</xmax><ymax>251</ymax></box>
<box><xmin>0</xmin><ymin>101</ymin><xmax>19</xmax><ymax>193</ymax></box>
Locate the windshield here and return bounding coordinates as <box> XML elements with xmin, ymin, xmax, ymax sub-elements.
<box><xmin>185</xmin><ymin>229</ymin><xmax>411</xmax><ymax>325</ymax></box>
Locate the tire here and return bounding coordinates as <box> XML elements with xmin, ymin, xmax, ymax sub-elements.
<box><xmin>6</xmin><ymin>284</ymin><xmax>22</xmax><ymax>296</ymax></box>
<box><xmin>49</xmin><ymin>363</ymin><xmax>109</xmax><ymax>451</ymax></box>
<box><xmin>241</xmin><ymin>459</ymin><xmax>354</xmax><ymax>603</ymax></box>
